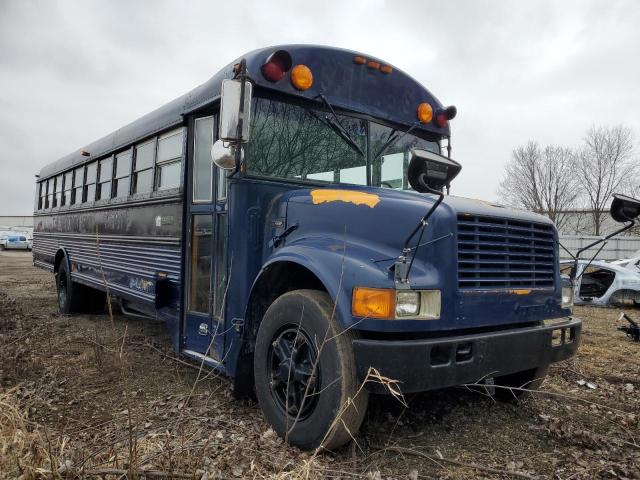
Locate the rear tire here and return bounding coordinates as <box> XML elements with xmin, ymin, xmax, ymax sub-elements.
<box><xmin>56</xmin><ymin>261</ymin><xmax>82</xmax><ymax>314</ymax></box>
<box><xmin>493</xmin><ymin>365</ymin><xmax>549</xmax><ymax>402</ymax></box>
<box><xmin>56</xmin><ymin>261</ymin><xmax>106</xmax><ymax>314</ymax></box>
<box><xmin>254</xmin><ymin>289</ymin><xmax>368</xmax><ymax>451</ymax></box>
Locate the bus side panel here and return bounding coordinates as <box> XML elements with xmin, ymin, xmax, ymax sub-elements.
<box><xmin>32</xmin><ymin>199</ymin><xmax>183</xmax><ymax>347</ymax></box>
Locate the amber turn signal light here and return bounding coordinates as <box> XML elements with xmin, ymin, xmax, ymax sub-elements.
<box><xmin>352</xmin><ymin>287</ymin><xmax>395</xmax><ymax>319</ymax></box>
<box><xmin>290</xmin><ymin>64</ymin><xmax>313</xmax><ymax>90</ymax></box>
<box><xmin>417</xmin><ymin>102</ymin><xmax>433</xmax><ymax>123</ymax></box>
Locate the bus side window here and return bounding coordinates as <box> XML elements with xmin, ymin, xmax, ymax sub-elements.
<box><xmin>53</xmin><ymin>174</ymin><xmax>62</xmax><ymax>207</ymax></box>
<box><xmin>85</xmin><ymin>162</ymin><xmax>97</xmax><ymax>202</ymax></box>
<box><xmin>38</xmin><ymin>182</ymin><xmax>44</xmax><ymax>210</ymax></box>
<box><xmin>62</xmin><ymin>170</ymin><xmax>73</xmax><ymax>206</ymax></box>
<box><xmin>114</xmin><ymin>150</ymin><xmax>132</xmax><ymax>198</ymax></box>
<box><xmin>134</xmin><ymin>139</ymin><xmax>155</xmax><ymax>194</ymax></box>
<box><xmin>46</xmin><ymin>179</ymin><xmax>52</xmax><ymax>208</ymax></box>
<box><xmin>156</xmin><ymin>128</ymin><xmax>183</xmax><ymax>191</ymax></box>
<box><xmin>98</xmin><ymin>156</ymin><xmax>113</xmax><ymax>200</ymax></box>
<box><xmin>72</xmin><ymin>166</ymin><xmax>84</xmax><ymax>204</ymax></box>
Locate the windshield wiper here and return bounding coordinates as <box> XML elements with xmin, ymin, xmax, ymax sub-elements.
<box><xmin>373</xmin><ymin>123</ymin><xmax>419</xmax><ymax>160</ymax></box>
<box><xmin>314</xmin><ymin>94</ymin><xmax>365</xmax><ymax>157</ymax></box>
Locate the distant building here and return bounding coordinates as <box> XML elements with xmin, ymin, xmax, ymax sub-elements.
<box><xmin>0</xmin><ymin>216</ymin><xmax>34</xmax><ymax>230</ymax></box>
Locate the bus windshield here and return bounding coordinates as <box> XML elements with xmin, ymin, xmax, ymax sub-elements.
<box><xmin>244</xmin><ymin>97</ymin><xmax>440</xmax><ymax>190</ymax></box>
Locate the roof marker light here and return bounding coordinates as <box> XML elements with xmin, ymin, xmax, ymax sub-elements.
<box><xmin>435</xmin><ymin>105</ymin><xmax>457</xmax><ymax>128</ymax></box>
<box><xmin>367</xmin><ymin>60</ymin><xmax>380</xmax><ymax>70</ymax></box>
<box><xmin>417</xmin><ymin>102</ymin><xmax>433</xmax><ymax>123</ymax></box>
<box><xmin>380</xmin><ymin>64</ymin><xmax>392</xmax><ymax>74</ymax></box>
<box><xmin>353</xmin><ymin>56</ymin><xmax>367</xmax><ymax>65</ymax></box>
<box><xmin>261</xmin><ymin>50</ymin><xmax>292</xmax><ymax>83</ymax></box>
<box><xmin>290</xmin><ymin>64</ymin><xmax>313</xmax><ymax>90</ymax></box>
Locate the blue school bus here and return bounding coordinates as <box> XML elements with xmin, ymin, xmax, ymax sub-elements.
<box><xmin>34</xmin><ymin>45</ymin><xmax>582</xmax><ymax>450</ymax></box>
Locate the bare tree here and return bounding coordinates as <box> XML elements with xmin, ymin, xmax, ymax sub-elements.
<box><xmin>498</xmin><ymin>141</ymin><xmax>579</xmax><ymax>231</ymax></box>
<box><xmin>577</xmin><ymin>125</ymin><xmax>636</xmax><ymax>235</ymax></box>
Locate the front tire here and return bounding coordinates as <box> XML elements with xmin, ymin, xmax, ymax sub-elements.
<box><xmin>254</xmin><ymin>289</ymin><xmax>368</xmax><ymax>451</ymax></box>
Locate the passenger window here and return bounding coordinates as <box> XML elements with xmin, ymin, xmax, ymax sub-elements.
<box><xmin>85</xmin><ymin>162</ymin><xmax>97</xmax><ymax>202</ymax></box>
<box><xmin>62</xmin><ymin>171</ymin><xmax>73</xmax><ymax>206</ymax></box>
<box><xmin>46</xmin><ymin>179</ymin><xmax>52</xmax><ymax>208</ymax></box>
<box><xmin>157</xmin><ymin>128</ymin><xmax>183</xmax><ymax>191</ymax></box>
<box><xmin>114</xmin><ymin>150</ymin><xmax>132</xmax><ymax>198</ymax></box>
<box><xmin>38</xmin><ymin>182</ymin><xmax>45</xmax><ymax>210</ymax></box>
<box><xmin>73</xmin><ymin>166</ymin><xmax>84</xmax><ymax>204</ymax></box>
<box><xmin>189</xmin><ymin>215</ymin><xmax>212</xmax><ymax>313</ymax></box>
<box><xmin>53</xmin><ymin>174</ymin><xmax>62</xmax><ymax>207</ymax></box>
<box><xmin>193</xmin><ymin>117</ymin><xmax>213</xmax><ymax>202</ymax></box>
<box><xmin>98</xmin><ymin>157</ymin><xmax>113</xmax><ymax>200</ymax></box>
<box><xmin>134</xmin><ymin>139</ymin><xmax>155</xmax><ymax>194</ymax></box>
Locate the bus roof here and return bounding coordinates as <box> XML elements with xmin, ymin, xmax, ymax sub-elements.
<box><xmin>39</xmin><ymin>45</ymin><xmax>450</xmax><ymax>179</ymax></box>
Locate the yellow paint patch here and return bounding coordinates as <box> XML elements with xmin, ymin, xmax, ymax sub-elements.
<box><xmin>310</xmin><ymin>189</ymin><xmax>380</xmax><ymax>208</ymax></box>
<box><xmin>510</xmin><ymin>289</ymin><xmax>532</xmax><ymax>295</ymax></box>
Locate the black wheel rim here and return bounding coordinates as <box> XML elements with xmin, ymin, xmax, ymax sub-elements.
<box><xmin>58</xmin><ymin>274</ymin><xmax>67</xmax><ymax>310</ymax></box>
<box><xmin>268</xmin><ymin>326</ymin><xmax>320</xmax><ymax>420</ymax></box>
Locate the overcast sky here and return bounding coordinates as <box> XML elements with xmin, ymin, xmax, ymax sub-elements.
<box><xmin>1</xmin><ymin>0</ymin><xmax>639</xmax><ymax>215</ymax></box>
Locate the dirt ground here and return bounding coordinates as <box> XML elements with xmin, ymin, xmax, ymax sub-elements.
<box><xmin>1</xmin><ymin>250</ymin><xmax>639</xmax><ymax>479</ymax></box>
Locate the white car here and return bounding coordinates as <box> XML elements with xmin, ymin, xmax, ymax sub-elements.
<box><xmin>560</xmin><ymin>259</ymin><xmax>640</xmax><ymax>307</ymax></box>
<box><xmin>0</xmin><ymin>234</ymin><xmax>30</xmax><ymax>251</ymax></box>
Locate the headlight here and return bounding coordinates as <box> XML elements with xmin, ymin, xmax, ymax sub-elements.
<box><xmin>562</xmin><ymin>285</ymin><xmax>574</xmax><ymax>310</ymax></box>
<box><xmin>352</xmin><ymin>287</ymin><xmax>440</xmax><ymax>319</ymax></box>
<box><xmin>396</xmin><ymin>291</ymin><xmax>420</xmax><ymax>316</ymax></box>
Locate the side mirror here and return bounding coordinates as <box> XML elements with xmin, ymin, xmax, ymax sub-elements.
<box><xmin>407</xmin><ymin>148</ymin><xmax>462</xmax><ymax>193</ymax></box>
<box><xmin>219</xmin><ymin>79</ymin><xmax>252</xmax><ymax>143</ymax></box>
<box><xmin>211</xmin><ymin>140</ymin><xmax>240</xmax><ymax>170</ymax></box>
<box><xmin>610</xmin><ymin>193</ymin><xmax>640</xmax><ymax>222</ymax></box>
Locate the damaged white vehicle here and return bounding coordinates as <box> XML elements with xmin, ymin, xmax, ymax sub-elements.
<box><xmin>560</xmin><ymin>260</ymin><xmax>640</xmax><ymax>307</ymax></box>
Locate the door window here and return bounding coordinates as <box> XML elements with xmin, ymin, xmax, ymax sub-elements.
<box><xmin>193</xmin><ymin>116</ymin><xmax>213</xmax><ymax>202</ymax></box>
<box><xmin>188</xmin><ymin>215</ymin><xmax>213</xmax><ymax>314</ymax></box>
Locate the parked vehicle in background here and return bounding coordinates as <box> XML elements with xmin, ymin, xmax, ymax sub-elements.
<box><xmin>0</xmin><ymin>234</ymin><xmax>30</xmax><ymax>251</ymax></box>
<box><xmin>561</xmin><ymin>259</ymin><xmax>640</xmax><ymax>306</ymax></box>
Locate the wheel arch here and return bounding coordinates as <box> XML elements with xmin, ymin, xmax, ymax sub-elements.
<box><xmin>54</xmin><ymin>247</ymin><xmax>71</xmax><ymax>275</ymax></box>
<box><xmin>232</xmin><ymin>258</ymin><xmax>338</xmax><ymax>398</ymax></box>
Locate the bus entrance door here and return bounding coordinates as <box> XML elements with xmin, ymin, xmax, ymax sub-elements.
<box><xmin>182</xmin><ymin>115</ymin><xmax>227</xmax><ymax>362</ymax></box>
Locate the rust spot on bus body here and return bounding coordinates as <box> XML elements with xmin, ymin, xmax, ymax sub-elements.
<box><xmin>310</xmin><ymin>189</ymin><xmax>380</xmax><ymax>208</ymax></box>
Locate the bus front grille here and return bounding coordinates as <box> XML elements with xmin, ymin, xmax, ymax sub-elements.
<box><xmin>457</xmin><ymin>214</ymin><xmax>556</xmax><ymax>290</ymax></box>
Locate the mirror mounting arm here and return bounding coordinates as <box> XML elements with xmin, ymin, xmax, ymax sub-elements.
<box><xmin>232</xmin><ymin>59</ymin><xmax>249</xmax><ymax>175</ymax></box>
<box><xmin>394</xmin><ymin>185</ymin><xmax>445</xmax><ymax>286</ymax></box>
<box><xmin>571</xmin><ymin>220</ymin><xmax>635</xmax><ymax>282</ymax></box>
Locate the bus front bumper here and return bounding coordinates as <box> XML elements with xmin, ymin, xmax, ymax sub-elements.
<box><xmin>352</xmin><ymin>317</ymin><xmax>581</xmax><ymax>394</ymax></box>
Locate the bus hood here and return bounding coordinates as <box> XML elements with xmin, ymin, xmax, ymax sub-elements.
<box><xmin>271</xmin><ymin>185</ymin><xmax>564</xmax><ymax>333</ymax></box>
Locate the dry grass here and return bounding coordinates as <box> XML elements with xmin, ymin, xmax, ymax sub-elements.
<box><xmin>2</xmin><ymin>251</ymin><xmax>639</xmax><ymax>479</ymax></box>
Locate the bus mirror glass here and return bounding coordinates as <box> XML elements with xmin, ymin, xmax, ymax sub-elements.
<box><xmin>211</xmin><ymin>140</ymin><xmax>240</xmax><ymax>170</ymax></box>
<box><xmin>407</xmin><ymin>148</ymin><xmax>461</xmax><ymax>193</ymax></box>
<box><xmin>610</xmin><ymin>193</ymin><xmax>640</xmax><ymax>222</ymax></box>
<box><xmin>219</xmin><ymin>79</ymin><xmax>252</xmax><ymax>143</ymax></box>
